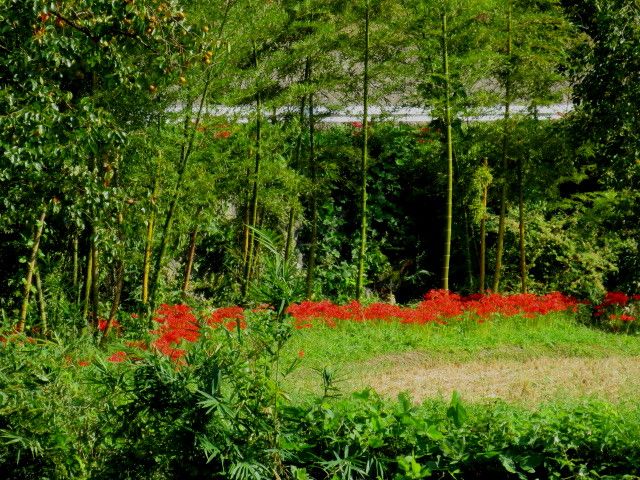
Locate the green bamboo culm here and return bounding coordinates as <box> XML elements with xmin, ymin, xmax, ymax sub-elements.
<box><xmin>149</xmin><ymin>72</ymin><xmax>212</xmax><ymax>317</ymax></box>
<box><xmin>518</xmin><ymin>153</ymin><xmax>527</xmax><ymax>293</ymax></box>
<box><xmin>479</xmin><ymin>158</ymin><xmax>489</xmax><ymax>294</ymax></box>
<box><xmin>284</xmin><ymin>92</ymin><xmax>307</xmax><ymax>263</ymax></box>
<box><xmin>441</xmin><ymin>10</ymin><xmax>454</xmax><ymax>292</ymax></box>
<box><xmin>82</xmin><ymin>246</ymin><xmax>92</xmax><ymax>323</ymax></box>
<box><xmin>72</xmin><ymin>234</ymin><xmax>78</xmax><ymax>301</ymax></box>
<box><xmin>305</xmin><ymin>63</ymin><xmax>318</xmax><ymax>299</ymax></box>
<box><xmin>355</xmin><ymin>0</ymin><xmax>370</xmax><ymax>302</ymax></box>
<box><xmin>17</xmin><ymin>205</ymin><xmax>47</xmax><ymax>333</ymax></box>
<box><xmin>141</xmin><ymin>169</ymin><xmax>159</xmax><ymax>307</ymax></box>
<box><xmin>242</xmin><ymin>41</ymin><xmax>262</xmax><ymax>300</ymax></box>
<box><xmin>493</xmin><ymin>0</ymin><xmax>512</xmax><ymax>293</ymax></box>
<box><xmin>34</xmin><ymin>267</ymin><xmax>47</xmax><ymax>335</ymax></box>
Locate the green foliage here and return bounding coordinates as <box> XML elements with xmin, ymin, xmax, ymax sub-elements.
<box><xmin>3</xmin><ymin>310</ymin><xmax>640</xmax><ymax>478</ymax></box>
<box><xmin>0</xmin><ymin>335</ymin><xmax>100</xmax><ymax>479</ymax></box>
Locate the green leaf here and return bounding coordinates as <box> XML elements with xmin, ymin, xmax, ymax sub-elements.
<box><xmin>446</xmin><ymin>390</ymin><xmax>468</xmax><ymax>427</ymax></box>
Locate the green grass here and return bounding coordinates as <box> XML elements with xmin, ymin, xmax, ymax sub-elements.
<box><xmin>281</xmin><ymin>312</ymin><xmax>640</xmax><ymax>402</ymax></box>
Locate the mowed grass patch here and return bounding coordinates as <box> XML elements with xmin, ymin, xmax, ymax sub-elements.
<box><xmin>282</xmin><ymin>312</ymin><xmax>640</xmax><ymax>403</ymax></box>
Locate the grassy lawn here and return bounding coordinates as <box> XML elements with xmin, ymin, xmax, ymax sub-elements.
<box><xmin>281</xmin><ymin>313</ymin><xmax>640</xmax><ymax>405</ymax></box>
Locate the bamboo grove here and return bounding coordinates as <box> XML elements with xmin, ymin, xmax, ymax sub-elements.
<box><xmin>1</xmin><ymin>0</ymin><xmax>639</xmax><ymax>335</ymax></box>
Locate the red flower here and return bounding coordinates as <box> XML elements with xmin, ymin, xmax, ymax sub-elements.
<box><xmin>108</xmin><ymin>351</ymin><xmax>127</xmax><ymax>363</ymax></box>
<box><xmin>602</xmin><ymin>292</ymin><xmax>629</xmax><ymax>307</ymax></box>
<box><xmin>98</xmin><ymin>318</ymin><xmax>121</xmax><ymax>332</ymax></box>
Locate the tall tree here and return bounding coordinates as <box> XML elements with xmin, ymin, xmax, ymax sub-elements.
<box><xmin>1</xmin><ymin>0</ymin><xmax>196</xmax><ymax>331</ymax></box>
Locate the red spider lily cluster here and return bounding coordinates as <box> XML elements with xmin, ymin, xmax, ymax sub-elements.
<box><xmin>107</xmin><ymin>304</ymin><xmax>248</xmax><ymax>363</ymax></box>
<box><xmin>594</xmin><ymin>292</ymin><xmax>640</xmax><ymax>331</ymax></box>
<box><xmin>95</xmin><ymin>290</ymin><xmax>638</xmax><ymax>364</ymax></box>
<box><xmin>287</xmin><ymin>290</ymin><xmax>581</xmax><ymax>327</ymax></box>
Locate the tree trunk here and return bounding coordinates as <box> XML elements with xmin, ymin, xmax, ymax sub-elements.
<box><xmin>479</xmin><ymin>158</ymin><xmax>489</xmax><ymax>294</ymax></box>
<box><xmin>441</xmin><ymin>11</ymin><xmax>454</xmax><ymax>292</ymax></box>
<box><xmin>355</xmin><ymin>0</ymin><xmax>370</xmax><ymax>301</ymax></box>
<box><xmin>492</xmin><ymin>0</ymin><xmax>512</xmax><ymax>293</ymax></box>
<box><xmin>17</xmin><ymin>207</ymin><xmax>47</xmax><ymax>333</ymax></box>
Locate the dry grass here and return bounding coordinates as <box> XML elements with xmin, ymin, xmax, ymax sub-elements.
<box><xmin>350</xmin><ymin>353</ymin><xmax>640</xmax><ymax>405</ymax></box>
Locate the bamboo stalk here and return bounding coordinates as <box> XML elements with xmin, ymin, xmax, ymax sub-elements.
<box><xmin>284</xmin><ymin>207</ymin><xmax>296</xmax><ymax>263</ymax></box>
<box><xmin>90</xmin><ymin>233</ymin><xmax>99</xmax><ymax>326</ymax></box>
<box><xmin>182</xmin><ymin>222</ymin><xmax>200</xmax><ymax>294</ymax></box>
<box><xmin>102</xmin><ymin>211</ymin><xmax>126</xmax><ymax>344</ymax></box>
<box><xmin>149</xmin><ymin>72</ymin><xmax>213</xmax><ymax>313</ymax></box>
<box><xmin>101</xmin><ymin>260</ymin><xmax>123</xmax><ymax>345</ymax></box>
<box><xmin>242</xmin><ymin>42</ymin><xmax>263</xmax><ymax>299</ymax></box>
<box><xmin>441</xmin><ymin>10</ymin><xmax>454</xmax><ymax>292</ymax></box>
<box><xmin>305</xmin><ymin>66</ymin><xmax>318</xmax><ymax>299</ymax></box>
<box><xmin>479</xmin><ymin>158</ymin><xmax>489</xmax><ymax>294</ymax></box>
<box><xmin>355</xmin><ymin>0</ymin><xmax>370</xmax><ymax>301</ymax></box>
<box><xmin>35</xmin><ymin>267</ymin><xmax>47</xmax><ymax>336</ymax></box>
<box><xmin>142</xmin><ymin>174</ymin><xmax>159</xmax><ymax>306</ymax></box>
<box><xmin>242</xmin><ymin>168</ymin><xmax>251</xmax><ymax>265</ymax></box>
<box><xmin>82</xmin><ymin>247</ymin><xmax>92</xmax><ymax>323</ymax></box>
<box><xmin>72</xmin><ymin>235</ymin><xmax>78</xmax><ymax>296</ymax></box>
<box><xmin>17</xmin><ymin>207</ymin><xmax>47</xmax><ymax>333</ymax></box>
<box><xmin>285</xmin><ymin>68</ymin><xmax>308</xmax><ymax>263</ymax></box>
<box><xmin>518</xmin><ymin>155</ymin><xmax>527</xmax><ymax>293</ymax></box>
<box><xmin>493</xmin><ymin>0</ymin><xmax>512</xmax><ymax>293</ymax></box>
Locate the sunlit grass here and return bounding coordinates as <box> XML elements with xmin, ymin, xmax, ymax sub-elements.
<box><xmin>281</xmin><ymin>312</ymin><xmax>640</xmax><ymax>403</ymax></box>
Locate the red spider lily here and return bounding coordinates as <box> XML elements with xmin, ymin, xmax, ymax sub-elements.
<box><xmin>108</xmin><ymin>351</ymin><xmax>127</xmax><ymax>363</ymax></box>
<box><xmin>351</xmin><ymin>121</ymin><xmax>363</xmax><ymax>129</ymax></box>
<box><xmin>214</xmin><ymin>130</ymin><xmax>231</xmax><ymax>139</ymax></box>
<box><xmin>602</xmin><ymin>292</ymin><xmax>629</xmax><ymax>306</ymax></box>
<box><xmin>98</xmin><ymin>318</ymin><xmax>121</xmax><ymax>332</ymax></box>
<box><xmin>151</xmin><ymin>304</ymin><xmax>200</xmax><ymax>359</ymax></box>
<box><xmin>101</xmin><ymin>290</ymin><xmax>635</xmax><ymax>364</ymax></box>
<box><xmin>285</xmin><ymin>290</ymin><xmax>579</xmax><ymax>326</ymax></box>
<box><xmin>209</xmin><ymin>306</ymin><xmax>244</xmax><ymax>327</ymax></box>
